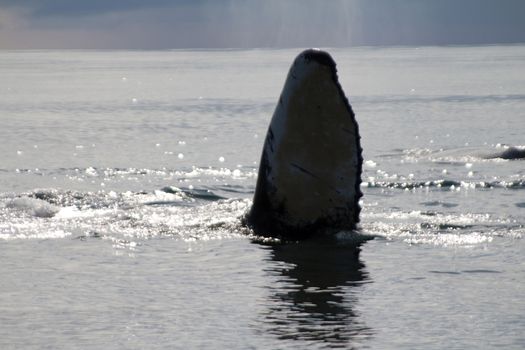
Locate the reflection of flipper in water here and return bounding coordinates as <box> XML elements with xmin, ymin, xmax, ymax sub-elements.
<box><xmin>260</xmin><ymin>239</ymin><xmax>372</xmax><ymax>346</ymax></box>
<box><xmin>245</xmin><ymin>49</ymin><xmax>362</xmax><ymax>239</ymax></box>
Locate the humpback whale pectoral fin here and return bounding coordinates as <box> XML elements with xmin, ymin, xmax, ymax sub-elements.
<box><xmin>246</xmin><ymin>49</ymin><xmax>363</xmax><ymax>239</ymax></box>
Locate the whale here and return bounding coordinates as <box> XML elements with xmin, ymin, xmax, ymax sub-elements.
<box><xmin>244</xmin><ymin>49</ymin><xmax>363</xmax><ymax>239</ymax></box>
<box><xmin>482</xmin><ymin>146</ymin><xmax>525</xmax><ymax>160</ymax></box>
<box><xmin>431</xmin><ymin>145</ymin><xmax>525</xmax><ymax>162</ymax></box>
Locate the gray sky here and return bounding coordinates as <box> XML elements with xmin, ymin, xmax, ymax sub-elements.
<box><xmin>1</xmin><ymin>0</ymin><xmax>524</xmax><ymax>49</ymax></box>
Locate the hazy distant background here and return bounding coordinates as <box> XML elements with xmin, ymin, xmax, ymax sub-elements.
<box><xmin>1</xmin><ymin>0</ymin><xmax>524</xmax><ymax>49</ymax></box>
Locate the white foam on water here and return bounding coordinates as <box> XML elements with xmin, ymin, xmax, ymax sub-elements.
<box><xmin>5</xmin><ymin>197</ymin><xmax>60</xmax><ymax>218</ymax></box>
<box><xmin>1</xmin><ymin>188</ymin><xmax>521</xmax><ymax>249</ymax></box>
<box><xmin>361</xmin><ymin>209</ymin><xmax>521</xmax><ymax>247</ymax></box>
<box><xmin>364</xmin><ymin>160</ymin><xmax>377</xmax><ymax>168</ymax></box>
<box><xmin>407</xmin><ymin>232</ymin><xmax>493</xmax><ymax>246</ymax></box>
<box><xmin>1</xmin><ymin>188</ymin><xmax>253</xmax><ymax>246</ymax></box>
<box><xmin>54</xmin><ymin>206</ymin><xmax>115</xmax><ymax>219</ymax></box>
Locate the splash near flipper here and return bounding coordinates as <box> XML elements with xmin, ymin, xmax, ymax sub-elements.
<box><xmin>245</xmin><ymin>49</ymin><xmax>363</xmax><ymax>239</ymax></box>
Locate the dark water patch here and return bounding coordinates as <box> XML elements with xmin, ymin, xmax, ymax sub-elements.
<box><xmin>31</xmin><ymin>189</ymin><xmax>63</xmax><ymax>203</ymax></box>
<box><xmin>363</xmin><ymin>180</ymin><xmax>460</xmax><ymax>190</ymax></box>
<box><xmin>429</xmin><ymin>270</ymin><xmax>462</xmax><ymax>275</ymax></box>
<box><xmin>170</xmin><ymin>99</ymin><xmax>275</xmax><ymax>115</ymax></box>
<box><xmin>506</xmin><ymin>181</ymin><xmax>525</xmax><ymax>189</ymax></box>
<box><xmin>212</xmin><ymin>184</ymin><xmax>254</xmax><ymax>194</ymax></box>
<box><xmin>462</xmin><ymin>269</ymin><xmax>502</xmax><ymax>274</ymax></box>
<box><xmin>0</xmin><ymin>98</ymin><xmax>275</xmax><ymax>116</ymax></box>
<box><xmin>421</xmin><ymin>201</ymin><xmax>459</xmax><ymax>208</ymax></box>
<box><xmin>12</xmin><ymin>168</ymin><xmax>33</xmax><ymax>174</ymax></box>
<box><xmin>144</xmin><ymin>200</ymin><xmax>193</xmax><ymax>207</ymax></box>
<box><xmin>431</xmin><ymin>160</ymin><xmax>470</xmax><ymax>166</ymax></box>
<box><xmin>429</xmin><ymin>269</ymin><xmax>502</xmax><ymax>275</ymax></box>
<box><xmin>355</xmin><ymin>93</ymin><xmax>525</xmax><ymax>105</ymax></box>
<box><xmin>420</xmin><ymin>223</ymin><xmax>474</xmax><ymax>231</ymax></box>
<box><xmin>437</xmin><ymin>180</ymin><xmax>461</xmax><ymax>188</ymax></box>
<box><xmin>161</xmin><ymin>186</ymin><xmax>225</xmax><ymax>201</ymax></box>
<box><xmin>375</xmin><ymin>151</ymin><xmax>405</xmax><ymax>158</ymax></box>
<box><xmin>30</xmin><ymin>189</ymin><xmax>91</xmax><ymax>207</ymax></box>
<box><xmin>28</xmin><ymin>189</ymin><xmax>123</xmax><ymax>210</ymax></box>
<box><xmin>74</xmin><ymin>231</ymin><xmax>104</xmax><ymax>241</ymax></box>
<box><xmin>23</xmin><ymin>186</ymin><xmax>232</xmax><ymax>213</ymax></box>
<box><xmin>515</xmin><ymin>202</ymin><xmax>525</xmax><ymax>208</ymax></box>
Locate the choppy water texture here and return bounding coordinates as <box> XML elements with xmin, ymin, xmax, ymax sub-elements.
<box><xmin>1</xmin><ymin>46</ymin><xmax>524</xmax><ymax>349</ymax></box>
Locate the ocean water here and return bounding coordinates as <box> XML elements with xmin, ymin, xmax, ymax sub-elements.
<box><xmin>1</xmin><ymin>46</ymin><xmax>524</xmax><ymax>349</ymax></box>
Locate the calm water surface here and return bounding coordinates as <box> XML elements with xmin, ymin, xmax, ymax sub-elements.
<box><xmin>1</xmin><ymin>46</ymin><xmax>524</xmax><ymax>349</ymax></box>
